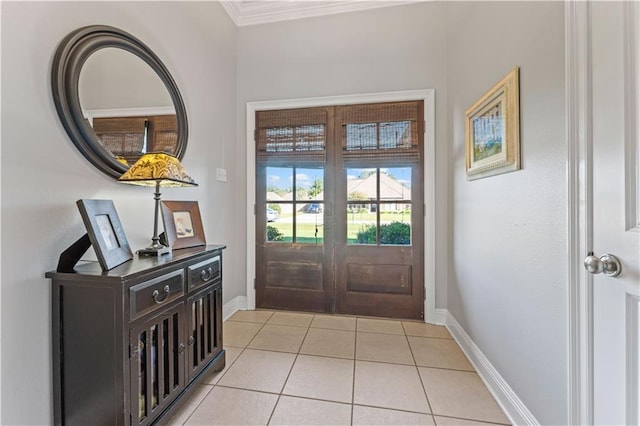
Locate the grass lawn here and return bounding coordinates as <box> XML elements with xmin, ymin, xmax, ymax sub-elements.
<box><xmin>267</xmin><ymin>211</ymin><xmax>411</xmax><ymax>244</ymax></box>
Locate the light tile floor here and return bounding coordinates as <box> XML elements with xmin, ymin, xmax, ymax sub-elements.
<box><xmin>168</xmin><ymin>311</ymin><xmax>510</xmax><ymax>426</ymax></box>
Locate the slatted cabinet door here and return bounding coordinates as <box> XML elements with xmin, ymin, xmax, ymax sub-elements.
<box><xmin>187</xmin><ymin>283</ymin><xmax>223</xmax><ymax>380</ymax></box>
<box><xmin>130</xmin><ymin>303</ymin><xmax>186</xmax><ymax>426</ymax></box>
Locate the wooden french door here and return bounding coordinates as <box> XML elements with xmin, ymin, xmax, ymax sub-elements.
<box><xmin>255</xmin><ymin>101</ymin><xmax>424</xmax><ymax>319</ymax></box>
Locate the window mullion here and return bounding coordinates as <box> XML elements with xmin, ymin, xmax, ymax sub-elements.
<box><xmin>292</xmin><ymin>167</ymin><xmax>297</xmax><ymax>242</ymax></box>
<box><xmin>376</xmin><ymin>168</ymin><xmax>381</xmax><ymax>245</ymax></box>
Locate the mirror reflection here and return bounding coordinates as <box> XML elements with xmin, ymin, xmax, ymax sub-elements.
<box><xmin>79</xmin><ymin>48</ymin><xmax>178</xmax><ymax>166</ymax></box>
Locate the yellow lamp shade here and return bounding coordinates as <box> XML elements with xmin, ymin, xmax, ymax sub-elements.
<box><xmin>118</xmin><ymin>152</ymin><xmax>197</xmax><ymax>187</ymax></box>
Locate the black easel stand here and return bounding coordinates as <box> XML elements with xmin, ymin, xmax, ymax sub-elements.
<box><xmin>56</xmin><ymin>233</ymin><xmax>91</xmax><ymax>273</ymax></box>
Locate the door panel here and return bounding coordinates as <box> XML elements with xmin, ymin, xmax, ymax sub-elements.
<box><xmin>256</xmin><ymin>107</ymin><xmax>334</xmax><ymax>313</ymax></box>
<box><xmin>591</xmin><ymin>3</ymin><xmax>640</xmax><ymax>424</ymax></box>
<box><xmin>256</xmin><ymin>166</ymin><xmax>331</xmax><ymax>313</ymax></box>
<box><xmin>334</xmin><ymin>102</ymin><xmax>424</xmax><ymax>319</ymax></box>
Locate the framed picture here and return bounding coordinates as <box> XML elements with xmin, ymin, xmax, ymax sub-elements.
<box><xmin>76</xmin><ymin>199</ymin><xmax>133</xmax><ymax>270</ymax></box>
<box><xmin>465</xmin><ymin>66</ymin><xmax>520</xmax><ymax>180</ymax></box>
<box><xmin>160</xmin><ymin>201</ymin><xmax>206</xmax><ymax>250</ymax></box>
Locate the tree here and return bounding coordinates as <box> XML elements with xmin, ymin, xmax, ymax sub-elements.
<box><xmin>308</xmin><ymin>177</ymin><xmax>323</xmax><ymax>198</ymax></box>
<box><xmin>267</xmin><ymin>225</ymin><xmax>284</xmax><ymax>241</ymax></box>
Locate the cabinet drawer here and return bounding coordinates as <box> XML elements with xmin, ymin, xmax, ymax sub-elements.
<box><xmin>188</xmin><ymin>256</ymin><xmax>221</xmax><ymax>291</ymax></box>
<box><xmin>130</xmin><ymin>270</ymin><xmax>184</xmax><ymax>320</ymax></box>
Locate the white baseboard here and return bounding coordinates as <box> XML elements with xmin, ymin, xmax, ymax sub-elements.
<box><xmin>223</xmin><ymin>296</ymin><xmax>248</xmax><ymax>321</ymax></box>
<box><xmin>443</xmin><ymin>310</ymin><xmax>539</xmax><ymax>426</ymax></box>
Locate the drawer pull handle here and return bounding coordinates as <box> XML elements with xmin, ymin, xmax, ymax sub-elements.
<box><xmin>178</xmin><ymin>343</ymin><xmax>185</xmax><ymax>354</ymax></box>
<box><xmin>188</xmin><ymin>336</ymin><xmax>195</xmax><ymax>346</ymax></box>
<box><xmin>152</xmin><ymin>285</ymin><xmax>171</xmax><ymax>304</ymax></box>
<box><xmin>200</xmin><ymin>267</ymin><xmax>214</xmax><ymax>282</ymax></box>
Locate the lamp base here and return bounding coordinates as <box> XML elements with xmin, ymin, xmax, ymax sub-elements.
<box><xmin>138</xmin><ymin>245</ymin><xmax>172</xmax><ymax>257</ymax></box>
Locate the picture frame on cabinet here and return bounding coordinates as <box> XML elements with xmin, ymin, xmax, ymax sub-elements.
<box><xmin>160</xmin><ymin>200</ymin><xmax>206</xmax><ymax>250</ymax></box>
<box><xmin>465</xmin><ymin>66</ymin><xmax>521</xmax><ymax>180</ymax></box>
<box><xmin>76</xmin><ymin>199</ymin><xmax>133</xmax><ymax>270</ymax></box>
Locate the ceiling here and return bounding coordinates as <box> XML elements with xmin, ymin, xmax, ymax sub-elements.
<box><xmin>220</xmin><ymin>0</ymin><xmax>422</xmax><ymax>26</ymax></box>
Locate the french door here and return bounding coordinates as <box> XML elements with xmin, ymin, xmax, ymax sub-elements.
<box><xmin>255</xmin><ymin>101</ymin><xmax>424</xmax><ymax>319</ymax></box>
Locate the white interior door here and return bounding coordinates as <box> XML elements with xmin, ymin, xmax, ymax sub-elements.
<box><xmin>591</xmin><ymin>2</ymin><xmax>640</xmax><ymax>424</ymax></box>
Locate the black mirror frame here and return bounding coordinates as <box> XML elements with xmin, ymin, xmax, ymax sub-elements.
<box><xmin>51</xmin><ymin>25</ymin><xmax>188</xmax><ymax>179</ymax></box>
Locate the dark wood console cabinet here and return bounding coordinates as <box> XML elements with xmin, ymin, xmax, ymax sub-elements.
<box><xmin>46</xmin><ymin>245</ymin><xmax>226</xmax><ymax>425</ymax></box>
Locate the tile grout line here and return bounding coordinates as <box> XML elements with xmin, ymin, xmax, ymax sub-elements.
<box><xmin>433</xmin><ymin>413</ymin><xmax>512</xmax><ymax>426</ymax></box>
<box><xmin>351</xmin><ymin>402</ymin><xmax>433</xmax><ymax>417</ymax></box>
<box><xmin>224</xmin><ymin>348</ymin><xmax>476</xmax><ymax>373</ymax></box>
<box><xmin>402</xmin><ymin>320</ymin><xmax>435</xmax><ymax>418</ymax></box>
<box><xmin>265</xmin><ymin>313</ymin><xmax>315</xmax><ymax>425</ymax></box>
<box><xmin>351</xmin><ymin>320</ymin><xmax>359</xmax><ymax>426</ymax></box>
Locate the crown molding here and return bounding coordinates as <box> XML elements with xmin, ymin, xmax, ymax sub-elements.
<box><xmin>220</xmin><ymin>1</ymin><xmax>424</xmax><ymax>27</ymax></box>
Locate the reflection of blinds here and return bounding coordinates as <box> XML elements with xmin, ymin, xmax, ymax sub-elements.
<box><xmin>93</xmin><ymin>115</ymin><xmax>179</xmax><ymax>162</ymax></box>
<box><xmin>93</xmin><ymin>117</ymin><xmax>146</xmax><ymax>159</ymax></box>
<box><xmin>340</xmin><ymin>101</ymin><xmax>421</xmax><ymax>167</ymax></box>
<box><xmin>256</xmin><ymin>108</ymin><xmax>327</xmax><ymax>166</ymax></box>
<box><xmin>151</xmin><ymin>115</ymin><xmax>178</xmax><ymax>154</ymax></box>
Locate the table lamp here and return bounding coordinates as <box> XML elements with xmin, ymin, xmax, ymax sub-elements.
<box><xmin>118</xmin><ymin>152</ymin><xmax>197</xmax><ymax>256</ymax></box>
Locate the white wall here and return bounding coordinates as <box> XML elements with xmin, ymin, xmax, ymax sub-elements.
<box><xmin>237</xmin><ymin>1</ymin><xmax>451</xmax><ymax>309</ymax></box>
<box><xmin>446</xmin><ymin>2</ymin><xmax>567</xmax><ymax>424</ymax></box>
<box><xmin>0</xmin><ymin>2</ymin><xmax>238</xmax><ymax>424</ymax></box>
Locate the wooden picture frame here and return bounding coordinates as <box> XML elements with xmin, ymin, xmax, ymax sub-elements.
<box><xmin>465</xmin><ymin>66</ymin><xmax>520</xmax><ymax>180</ymax></box>
<box><xmin>76</xmin><ymin>199</ymin><xmax>133</xmax><ymax>270</ymax></box>
<box><xmin>160</xmin><ymin>201</ymin><xmax>206</xmax><ymax>250</ymax></box>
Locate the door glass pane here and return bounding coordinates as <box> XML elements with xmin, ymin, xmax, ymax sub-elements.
<box><xmin>380</xmin><ymin>204</ymin><xmax>411</xmax><ymax>245</ymax></box>
<box><xmin>267</xmin><ymin>204</ymin><xmax>291</xmax><ymax>242</ymax></box>
<box><xmin>296</xmin><ymin>167</ymin><xmax>323</xmax><ymax>244</ymax></box>
<box><xmin>380</xmin><ymin>167</ymin><xmax>411</xmax><ymax>246</ymax></box>
<box><xmin>296</xmin><ymin>124</ymin><xmax>324</xmax><ymax>151</ymax></box>
<box><xmin>346</xmin><ymin>167</ymin><xmax>412</xmax><ymax>245</ymax></box>
<box><xmin>345</xmin><ymin>123</ymin><xmax>377</xmax><ymax>150</ymax></box>
<box><xmin>347</xmin><ymin>168</ymin><xmax>376</xmax><ymax>202</ymax></box>
<box><xmin>347</xmin><ymin>204</ymin><xmax>377</xmax><ymax>245</ymax></box>
<box><xmin>266</xmin><ymin>167</ymin><xmax>292</xmax><ymax>201</ymax></box>
<box><xmin>347</xmin><ymin>168</ymin><xmax>376</xmax><ymax>245</ymax></box>
<box><xmin>379</xmin><ymin>121</ymin><xmax>412</xmax><ymax>149</ymax></box>
<box><xmin>266</xmin><ymin>166</ymin><xmax>290</xmax><ymax>243</ymax></box>
<box><xmin>296</xmin><ymin>167</ymin><xmax>323</xmax><ymax>201</ymax></box>
<box><xmin>265</xmin><ymin>127</ymin><xmax>294</xmax><ymax>152</ymax></box>
<box><xmin>297</xmin><ymin>204</ymin><xmax>323</xmax><ymax>244</ymax></box>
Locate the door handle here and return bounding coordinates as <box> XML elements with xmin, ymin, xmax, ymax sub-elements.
<box><xmin>584</xmin><ymin>252</ymin><xmax>622</xmax><ymax>277</ymax></box>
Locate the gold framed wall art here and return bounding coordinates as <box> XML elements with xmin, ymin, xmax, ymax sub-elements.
<box><xmin>465</xmin><ymin>67</ymin><xmax>520</xmax><ymax>180</ymax></box>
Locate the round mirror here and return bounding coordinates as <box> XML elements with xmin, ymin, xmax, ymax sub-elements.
<box><xmin>52</xmin><ymin>25</ymin><xmax>188</xmax><ymax>179</ymax></box>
